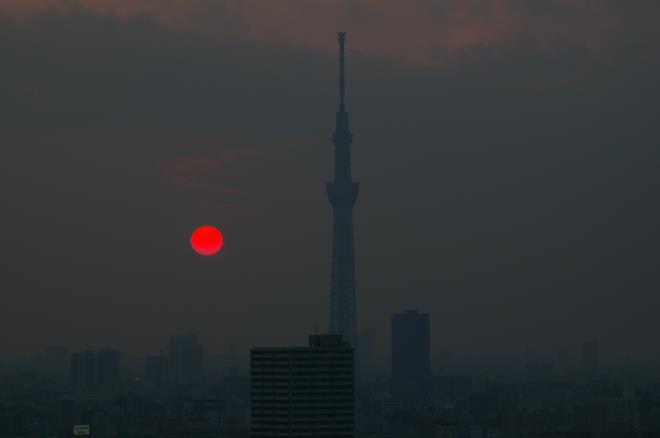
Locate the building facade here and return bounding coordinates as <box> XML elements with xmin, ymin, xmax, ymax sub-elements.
<box><xmin>391</xmin><ymin>310</ymin><xmax>431</xmax><ymax>401</ymax></box>
<box><xmin>250</xmin><ymin>335</ymin><xmax>355</xmax><ymax>438</ymax></box>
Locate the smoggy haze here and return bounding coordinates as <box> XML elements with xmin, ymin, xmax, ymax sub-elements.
<box><xmin>1</xmin><ymin>1</ymin><xmax>659</xmax><ymax>361</ymax></box>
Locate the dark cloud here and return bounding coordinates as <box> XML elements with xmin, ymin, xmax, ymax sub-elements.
<box><xmin>0</xmin><ymin>3</ymin><xmax>659</xmax><ymax>361</ymax></box>
<box><xmin>159</xmin><ymin>150</ymin><xmax>256</xmax><ymax>194</ymax></box>
<box><xmin>5</xmin><ymin>0</ymin><xmax>660</xmax><ymax>62</ymax></box>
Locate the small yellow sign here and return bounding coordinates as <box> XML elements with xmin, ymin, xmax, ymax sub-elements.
<box><xmin>73</xmin><ymin>425</ymin><xmax>90</xmax><ymax>436</ymax></box>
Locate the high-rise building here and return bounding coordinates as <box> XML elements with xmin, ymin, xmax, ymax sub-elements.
<box><xmin>83</xmin><ymin>349</ymin><xmax>96</xmax><ymax>389</ymax></box>
<box><xmin>327</xmin><ymin>32</ymin><xmax>360</xmax><ymax>358</ymax></box>
<box><xmin>181</xmin><ymin>343</ymin><xmax>204</xmax><ymax>385</ymax></box>
<box><xmin>145</xmin><ymin>350</ymin><xmax>168</xmax><ymax>388</ymax></box>
<box><xmin>582</xmin><ymin>339</ymin><xmax>599</xmax><ymax>376</ymax></box>
<box><xmin>97</xmin><ymin>348</ymin><xmax>121</xmax><ymax>389</ymax></box>
<box><xmin>250</xmin><ymin>334</ymin><xmax>355</xmax><ymax>438</ymax></box>
<box><xmin>168</xmin><ymin>334</ymin><xmax>204</xmax><ymax>386</ymax></box>
<box><xmin>70</xmin><ymin>353</ymin><xmax>84</xmax><ymax>390</ymax></box>
<box><xmin>391</xmin><ymin>311</ymin><xmax>430</xmax><ymax>400</ymax></box>
<box><xmin>71</xmin><ymin>350</ymin><xmax>97</xmax><ymax>392</ymax></box>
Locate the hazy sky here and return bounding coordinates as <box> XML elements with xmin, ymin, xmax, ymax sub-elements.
<box><xmin>1</xmin><ymin>0</ymin><xmax>659</xmax><ymax>362</ymax></box>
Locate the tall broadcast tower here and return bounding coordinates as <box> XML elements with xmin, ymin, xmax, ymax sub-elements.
<box><xmin>327</xmin><ymin>32</ymin><xmax>359</xmax><ymax>357</ymax></box>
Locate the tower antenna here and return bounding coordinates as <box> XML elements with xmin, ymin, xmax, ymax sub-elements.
<box><xmin>338</xmin><ymin>32</ymin><xmax>346</xmax><ymax>113</ymax></box>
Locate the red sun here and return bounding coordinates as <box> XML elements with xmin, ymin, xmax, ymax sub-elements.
<box><xmin>191</xmin><ymin>225</ymin><xmax>224</xmax><ymax>256</ymax></box>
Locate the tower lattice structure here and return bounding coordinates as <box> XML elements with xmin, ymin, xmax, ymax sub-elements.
<box><xmin>327</xmin><ymin>32</ymin><xmax>359</xmax><ymax>361</ymax></box>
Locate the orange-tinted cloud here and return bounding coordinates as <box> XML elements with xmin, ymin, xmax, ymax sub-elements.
<box><xmin>159</xmin><ymin>148</ymin><xmax>256</xmax><ymax>194</ymax></box>
<box><xmin>2</xmin><ymin>0</ymin><xmax>657</xmax><ymax>67</ymax></box>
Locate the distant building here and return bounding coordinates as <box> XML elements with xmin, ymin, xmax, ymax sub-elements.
<box><xmin>183</xmin><ymin>396</ymin><xmax>224</xmax><ymax>427</ymax></box>
<box><xmin>182</xmin><ymin>344</ymin><xmax>203</xmax><ymax>385</ymax></box>
<box><xmin>70</xmin><ymin>353</ymin><xmax>83</xmax><ymax>391</ymax></box>
<box><xmin>575</xmin><ymin>399</ymin><xmax>638</xmax><ymax>435</ymax></box>
<box><xmin>145</xmin><ymin>350</ymin><xmax>168</xmax><ymax>388</ymax></box>
<box><xmin>83</xmin><ymin>350</ymin><xmax>97</xmax><ymax>389</ymax></box>
<box><xmin>70</xmin><ymin>348</ymin><xmax>120</xmax><ymax>392</ymax></box>
<box><xmin>59</xmin><ymin>398</ymin><xmax>74</xmax><ymax>438</ymax></box>
<box><xmin>250</xmin><ymin>334</ymin><xmax>355</xmax><ymax>438</ymax></box>
<box><xmin>97</xmin><ymin>348</ymin><xmax>120</xmax><ymax>389</ymax></box>
<box><xmin>436</xmin><ymin>348</ymin><xmax>450</xmax><ymax>371</ymax></box>
<box><xmin>582</xmin><ymin>340</ymin><xmax>599</xmax><ymax>376</ymax></box>
<box><xmin>391</xmin><ymin>310</ymin><xmax>430</xmax><ymax>401</ymax></box>
<box><xmin>168</xmin><ymin>334</ymin><xmax>204</xmax><ymax>386</ymax></box>
<box><xmin>359</xmin><ymin>328</ymin><xmax>377</xmax><ymax>380</ymax></box>
<box><xmin>417</xmin><ymin>417</ymin><xmax>459</xmax><ymax>438</ymax></box>
<box><xmin>71</xmin><ymin>350</ymin><xmax>97</xmax><ymax>392</ymax></box>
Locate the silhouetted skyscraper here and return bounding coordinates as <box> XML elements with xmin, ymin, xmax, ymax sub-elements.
<box><xmin>70</xmin><ymin>353</ymin><xmax>84</xmax><ymax>391</ymax></box>
<box><xmin>145</xmin><ymin>350</ymin><xmax>168</xmax><ymax>388</ymax></box>
<box><xmin>327</xmin><ymin>32</ymin><xmax>359</xmax><ymax>359</ymax></box>
<box><xmin>391</xmin><ymin>311</ymin><xmax>430</xmax><ymax>400</ymax></box>
<box><xmin>181</xmin><ymin>343</ymin><xmax>203</xmax><ymax>384</ymax></box>
<box><xmin>97</xmin><ymin>348</ymin><xmax>120</xmax><ymax>389</ymax></box>
<box><xmin>83</xmin><ymin>349</ymin><xmax>96</xmax><ymax>388</ymax></box>
<box><xmin>70</xmin><ymin>350</ymin><xmax>97</xmax><ymax>392</ymax></box>
<box><xmin>251</xmin><ymin>334</ymin><xmax>354</xmax><ymax>438</ymax></box>
<box><xmin>168</xmin><ymin>334</ymin><xmax>203</xmax><ymax>386</ymax></box>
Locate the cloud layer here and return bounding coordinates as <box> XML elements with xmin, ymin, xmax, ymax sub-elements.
<box><xmin>3</xmin><ymin>0</ymin><xmax>659</xmax><ymax>65</ymax></box>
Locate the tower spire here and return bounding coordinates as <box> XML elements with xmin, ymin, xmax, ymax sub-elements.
<box><xmin>338</xmin><ymin>32</ymin><xmax>346</xmax><ymax>113</ymax></box>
